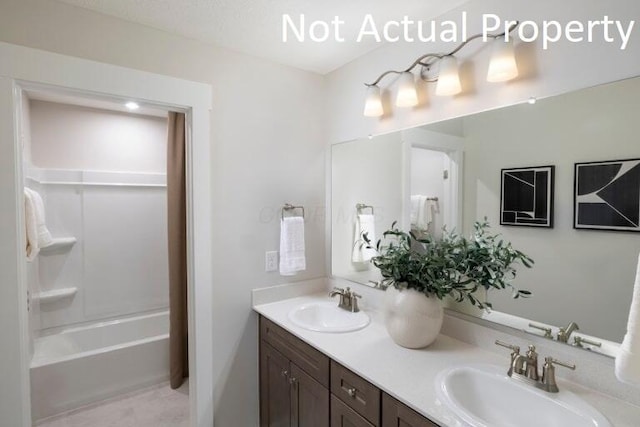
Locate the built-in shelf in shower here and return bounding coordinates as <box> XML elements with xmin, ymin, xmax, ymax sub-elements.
<box><xmin>39</xmin><ymin>237</ymin><xmax>77</xmax><ymax>255</ymax></box>
<box><xmin>35</xmin><ymin>287</ymin><xmax>78</xmax><ymax>304</ymax></box>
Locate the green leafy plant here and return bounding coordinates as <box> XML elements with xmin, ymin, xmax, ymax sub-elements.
<box><xmin>363</xmin><ymin>220</ymin><xmax>533</xmax><ymax>309</ymax></box>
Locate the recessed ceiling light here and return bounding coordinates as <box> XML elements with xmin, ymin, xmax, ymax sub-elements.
<box><xmin>125</xmin><ymin>102</ymin><xmax>140</xmax><ymax>110</ymax></box>
<box><xmin>528</xmin><ymin>97</ymin><xmax>537</xmax><ymax>105</ymax></box>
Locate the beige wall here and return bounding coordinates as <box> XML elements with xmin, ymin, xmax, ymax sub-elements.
<box><xmin>0</xmin><ymin>1</ymin><xmax>326</xmax><ymax>425</ymax></box>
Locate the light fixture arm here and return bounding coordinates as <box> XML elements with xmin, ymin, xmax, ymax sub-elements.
<box><xmin>364</xmin><ymin>22</ymin><xmax>519</xmax><ymax>87</ymax></box>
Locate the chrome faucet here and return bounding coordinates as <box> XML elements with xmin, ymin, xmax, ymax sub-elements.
<box><xmin>557</xmin><ymin>322</ymin><xmax>579</xmax><ymax>343</ymax></box>
<box><xmin>496</xmin><ymin>340</ymin><xmax>575</xmax><ymax>393</ymax></box>
<box><xmin>329</xmin><ymin>287</ymin><xmax>362</xmax><ymax>312</ymax></box>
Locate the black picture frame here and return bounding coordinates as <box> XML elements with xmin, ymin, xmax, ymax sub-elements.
<box><xmin>500</xmin><ymin>165</ymin><xmax>555</xmax><ymax>228</ymax></box>
<box><xmin>574</xmin><ymin>158</ymin><xmax>640</xmax><ymax>232</ymax></box>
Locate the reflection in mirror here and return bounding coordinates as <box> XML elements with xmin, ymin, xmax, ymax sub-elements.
<box><xmin>330</xmin><ymin>76</ymin><xmax>640</xmax><ymax>353</ymax></box>
<box><xmin>331</xmin><ymin>133</ymin><xmax>403</xmax><ymax>286</ymax></box>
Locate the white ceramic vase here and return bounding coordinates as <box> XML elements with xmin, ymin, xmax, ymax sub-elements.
<box><xmin>384</xmin><ymin>286</ymin><xmax>444</xmax><ymax>349</ymax></box>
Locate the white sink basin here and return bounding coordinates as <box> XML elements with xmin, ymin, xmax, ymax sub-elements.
<box><xmin>436</xmin><ymin>364</ymin><xmax>611</xmax><ymax>427</ymax></box>
<box><xmin>288</xmin><ymin>301</ymin><xmax>370</xmax><ymax>333</ymax></box>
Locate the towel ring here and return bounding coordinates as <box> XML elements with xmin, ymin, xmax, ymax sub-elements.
<box><xmin>356</xmin><ymin>203</ymin><xmax>374</xmax><ymax>215</ymax></box>
<box><xmin>282</xmin><ymin>203</ymin><xmax>305</xmax><ymax>220</ymax></box>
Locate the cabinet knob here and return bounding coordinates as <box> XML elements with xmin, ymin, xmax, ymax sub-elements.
<box><xmin>281</xmin><ymin>369</ymin><xmax>288</xmax><ymax>377</ymax></box>
<box><xmin>347</xmin><ymin>387</ymin><xmax>357</xmax><ymax>398</ymax></box>
<box><xmin>289</xmin><ymin>377</ymin><xmax>297</xmax><ymax>385</ymax></box>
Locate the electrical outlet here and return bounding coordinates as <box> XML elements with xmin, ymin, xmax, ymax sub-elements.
<box><xmin>265</xmin><ymin>251</ymin><xmax>278</xmax><ymax>272</ymax></box>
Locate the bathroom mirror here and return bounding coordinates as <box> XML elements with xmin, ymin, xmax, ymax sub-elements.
<box><xmin>331</xmin><ymin>132</ymin><xmax>404</xmax><ymax>286</ymax></box>
<box><xmin>330</xmin><ymin>75</ymin><xmax>640</xmax><ymax>349</ymax></box>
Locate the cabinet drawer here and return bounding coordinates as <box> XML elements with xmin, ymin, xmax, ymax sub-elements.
<box><xmin>260</xmin><ymin>316</ymin><xmax>330</xmax><ymax>387</ymax></box>
<box><xmin>381</xmin><ymin>393</ymin><xmax>440</xmax><ymax>427</ymax></box>
<box><xmin>331</xmin><ymin>361</ymin><xmax>380</xmax><ymax>426</ymax></box>
<box><xmin>331</xmin><ymin>394</ymin><xmax>375</xmax><ymax>427</ymax></box>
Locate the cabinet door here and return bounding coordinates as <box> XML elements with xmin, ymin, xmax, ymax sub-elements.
<box><xmin>260</xmin><ymin>341</ymin><xmax>292</xmax><ymax>427</ymax></box>
<box><xmin>381</xmin><ymin>394</ymin><xmax>439</xmax><ymax>427</ymax></box>
<box><xmin>291</xmin><ymin>363</ymin><xmax>329</xmax><ymax>427</ymax></box>
<box><xmin>261</xmin><ymin>316</ymin><xmax>330</xmax><ymax>387</ymax></box>
<box><xmin>331</xmin><ymin>395</ymin><xmax>375</xmax><ymax>427</ymax></box>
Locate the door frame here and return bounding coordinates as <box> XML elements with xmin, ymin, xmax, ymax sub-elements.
<box><xmin>401</xmin><ymin>127</ymin><xmax>464</xmax><ymax>232</ymax></box>
<box><xmin>0</xmin><ymin>42</ymin><xmax>213</xmax><ymax>427</ymax></box>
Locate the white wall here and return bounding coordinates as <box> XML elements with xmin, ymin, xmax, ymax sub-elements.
<box><xmin>29</xmin><ymin>101</ymin><xmax>167</xmax><ymax>173</ymax></box>
<box><xmin>461</xmin><ymin>77</ymin><xmax>640</xmax><ymax>342</ymax></box>
<box><xmin>0</xmin><ymin>1</ymin><xmax>326</xmax><ymax>425</ymax></box>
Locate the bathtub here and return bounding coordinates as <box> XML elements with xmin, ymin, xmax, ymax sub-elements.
<box><xmin>30</xmin><ymin>311</ymin><xmax>170</xmax><ymax>421</ymax></box>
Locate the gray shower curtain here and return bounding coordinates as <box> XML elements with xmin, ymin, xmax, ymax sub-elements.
<box><xmin>167</xmin><ymin>112</ymin><xmax>188</xmax><ymax>389</ymax></box>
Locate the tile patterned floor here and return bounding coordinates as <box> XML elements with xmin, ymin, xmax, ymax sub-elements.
<box><xmin>36</xmin><ymin>382</ymin><xmax>189</xmax><ymax>427</ymax></box>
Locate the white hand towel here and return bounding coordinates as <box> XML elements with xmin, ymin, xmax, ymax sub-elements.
<box><xmin>422</xmin><ymin>198</ymin><xmax>439</xmax><ymax>228</ymax></box>
<box><xmin>352</xmin><ymin>214</ymin><xmax>376</xmax><ymax>263</ymax></box>
<box><xmin>24</xmin><ymin>188</ymin><xmax>39</xmax><ymax>261</ymax></box>
<box><xmin>26</xmin><ymin>188</ymin><xmax>53</xmax><ymax>248</ymax></box>
<box><xmin>411</xmin><ymin>195</ymin><xmax>431</xmax><ymax>230</ymax></box>
<box><xmin>616</xmin><ymin>253</ymin><xmax>640</xmax><ymax>386</ymax></box>
<box><xmin>410</xmin><ymin>195</ymin><xmax>422</xmax><ymax>227</ymax></box>
<box><xmin>279</xmin><ymin>217</ymin><xmax>306</xmax><ymax>276</ymax></box>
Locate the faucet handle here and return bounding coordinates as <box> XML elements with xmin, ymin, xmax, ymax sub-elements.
<box><xmin>528</xmin><ymin>323</ymin><xmax>552</xmax><ymax>339</ymax></box>
<box><xmin>546</xmin><ymin>357</ymin><xmax>576</xmax><ymax>371</ymax></box>
<box><xmin>495</xmin><ymin>341</ymin><xmax>525</xmax><ymax>376</ymax></box>
<box><xmin>541</xmin><ymin>356</ymin><xmax>576</xmax><ymax>393</ymax></box>
<box><xmin>573</xmin><ymin>336</ymin><xmax>602</xmax><ymax>348</ymax></box>
<box><xmin>495</xmin><ymin>340</ymin><xmax>520</xmax><ymax>353</ymax></box>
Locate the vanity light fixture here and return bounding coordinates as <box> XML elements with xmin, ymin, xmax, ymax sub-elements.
<box><xmin>363</xmin><ymin>22</ymin><xmax>519</xmax><ymax>117</ymax></box>
<box><xmin>435</xmin><ymin>55</ymin><xmax>462</xmax><ymax>97</ymax></box>
<box><xmin>395</xmin><ymin>71</ymin><xmax>419</xmax><ymax>107</ymax></box>
<box><xmin>363</xmin><ymin>85</ymin><xmax>384</xmax><ymax>117</ymax></box>
<box><xmin>487</xmin><ymin>36</ymin><xmax>519</xmax><ymax>82</ymax></box>
<box><xmin>125</xmin><ymin>101</ymin><xmax>140</xmax><ymax>110</ymax></box>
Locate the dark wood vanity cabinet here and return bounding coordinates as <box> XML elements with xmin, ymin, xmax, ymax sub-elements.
<box><xmin>260</xmin><ymin>317</ymin><xmax>330</xmax><ymax>427</ymax></box>
<box><xmin>259</xmin><ymin>315</ymin><xmax>440</xmax><ymax>427</ymax></box>
<box><xmin>381</xmin><ymin>394</ymin><xmax>439</xmax><ymax>427</ymax></box>
<box><xmin>331</xmin><ymin>395</ymin><xmax>374</xmax><ymax>427</ymax></box>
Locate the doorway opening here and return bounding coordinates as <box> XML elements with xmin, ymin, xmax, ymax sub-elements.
<box><xmin>19</xmin><ymin>86</ymin><xmax>190</xmax><ymax>426</ymax></box>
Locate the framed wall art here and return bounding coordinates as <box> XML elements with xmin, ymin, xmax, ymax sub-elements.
<box><xmin>574</xmin><ymin>158</ymin><xmax>640</xmax><ymax>232</ymax></box>
<box><xmin>500</xmin><ymin>165</ymin><xmax>555</xmax><ymax>228</ymax></box>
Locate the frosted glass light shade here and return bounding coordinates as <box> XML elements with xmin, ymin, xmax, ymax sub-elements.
<box><xmin>435</xmin><ymin>56</ymin><xmax>462</xmax><ymax>96</ymax></box>
<box><xmin>395</xmin><ymin>72</ymin><xmax>418</xmax><ymax>107</ymax></box>
<box><xmin>363</xmin><ymin>85</ymin><xmax>384</xmax><ymax>117</ymax></box>
<box><xmin>487</xmin><ymin>37</ymin><xmax>518</xmax><ymax>82</ymax></box>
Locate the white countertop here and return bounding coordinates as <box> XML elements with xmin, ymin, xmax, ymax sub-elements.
<box><xmin>253</xmin><ymin>293</ymin><xmax>640</xmax><ymax>427</ymax></box>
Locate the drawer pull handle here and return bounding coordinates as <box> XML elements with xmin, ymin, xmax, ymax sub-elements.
<box><xmin>347</xmin><ymin>387</ymin><xmax>357</xmax><ymax>398</ymax></box>
<box><xmin>281</xmin><ymin>370</ymin><xmax>289</xmax><ymax>377</ymax></box>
